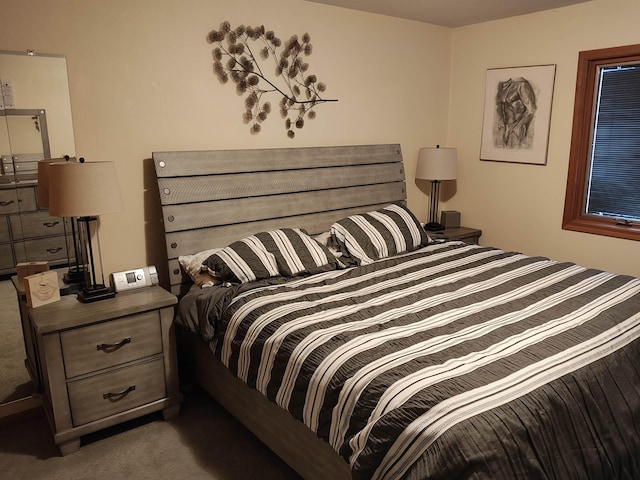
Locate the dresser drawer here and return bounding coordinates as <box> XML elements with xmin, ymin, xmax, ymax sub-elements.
<box><xmin>14</xmin><ymin>236</ymin><xmax>71</xmax><ymax>263</ymax></box>
<box><xmin>0</xmin><ymin>216</ymin><xmax>9</xmax><ymax>243</ymax></box>
<box><xmin>61</xmin><ymin>311</ymin><xmax>163</xmax><ymax>378</ymax></box>
<box><xmin>0</xmin><ymin>243</ymin><xmax>14</xmax><ymax>270</ymax></box>
<box><xmin>67</xmin><ymin>358</ymin><xmax>166</xmax><ymax>426</ymax></box>
<box><xmin>0</xmin><ymin>188</ymin><xmax>20</xmax><ymax>214</ymax></box>
<box><xmin>10</xmin><ymin>211</ymin><xmax>67</xmax><ymax>240</ymax></box>
<box><xmin>0</xmin><ymin>186</ymin><xmax>36</xmax><ymax>215</ymax></box>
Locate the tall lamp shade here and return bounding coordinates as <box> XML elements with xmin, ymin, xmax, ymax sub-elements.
<box><xmin>415</xmin><ymin>146</ymin><xmax>457</xmax><ymax>231</ymax></box>
<box><xmin>48</xmin><ymin>161</ymin><xmax>123</xmax><ymax>217</ymax></box>
<box><xmin>48</xmin><ymin>160</ymin><xmax>123</xmax><ymax>302</ymax></box>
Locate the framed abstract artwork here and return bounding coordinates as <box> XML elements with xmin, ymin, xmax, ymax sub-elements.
<box><xmin>480</xmin><ymin>64</ymin><xmax>556</xmax><ymax>165</ymax></box>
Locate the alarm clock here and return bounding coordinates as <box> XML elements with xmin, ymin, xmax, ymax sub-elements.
<box><xmin>110</xmin><ymin>265</ymin><xmax>159</xmax><ymax>292</ymax></box>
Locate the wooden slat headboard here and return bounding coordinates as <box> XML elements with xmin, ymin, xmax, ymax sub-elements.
<box><xmin>153</xmin><ymin>144</ymin><xmax>407</xmax><ymax>295</ymax></box>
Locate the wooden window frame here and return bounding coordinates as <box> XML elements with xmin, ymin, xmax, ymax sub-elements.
<box><xmin>563</xmin><ymin>43</ymin><xmax>640</xmax><ymax>241</ymax></box>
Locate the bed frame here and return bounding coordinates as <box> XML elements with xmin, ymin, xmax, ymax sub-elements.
<box><xmin>152</xmin><ymin>144</ymin><xmax>408</xmax><ymax>479</ymax></box>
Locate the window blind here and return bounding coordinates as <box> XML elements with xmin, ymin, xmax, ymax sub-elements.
<box><xmin>588</xmin><ymin>65</ymin><xmax>640</xmax><ymax>221</ymax></box>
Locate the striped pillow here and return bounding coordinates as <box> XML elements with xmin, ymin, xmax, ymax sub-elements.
<box><xmin>254</xmin><ymin>228</ymin><xmax>340</xmax><ymax>277</ymax></box>
<box><xmin>330</xmin><ymin>203</ymin><xmax>430</xmax><ymax>265</ymax></box>
<box><xmin>203</xmin><ymin>236</ymin><xmax>279</xmax><ymax>284</ymax></box>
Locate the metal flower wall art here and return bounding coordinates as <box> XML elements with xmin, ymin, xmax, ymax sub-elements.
<box><xmin>207</xmin><ymin>21</ymin><xmax>337</xmax><ymax>138</ymax></box>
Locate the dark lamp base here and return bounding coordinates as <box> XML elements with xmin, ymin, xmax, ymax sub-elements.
<box><xmin>78</xmin><ymin>284</ymin><xmax>116</xmax><ymax>303</ymax></box>
<box><xmin>64</xmin><ymin>265</ymin><xmax>88</xmax><ymax>285</ymax></box>
<box><xmin>424</xmin><ymin>222</ymin><xmax>445</xmax><ymax>232</ymax></box>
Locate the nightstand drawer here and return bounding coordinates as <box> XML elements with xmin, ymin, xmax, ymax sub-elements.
<box><xmin>68</xmin><ymin>358</ymin><xmax>166</xmax><ymax>426</ymax></box>
<box><xmin>61</xmin><ymin>311</ymin><xmax>163</xmax><ymax>378</ymax></box>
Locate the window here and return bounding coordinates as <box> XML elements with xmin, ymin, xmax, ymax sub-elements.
<box><xmin>563</xmin><ymin>44</ymin><xmax>640</xmax><ymax>241</ymax></box>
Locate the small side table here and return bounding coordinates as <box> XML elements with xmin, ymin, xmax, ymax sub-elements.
<box><xmin>431</xmin><ymin>227</ymin><xmax>482</xmax><ymax>245</ymax></box>
<box><xmin>25</xmin><ymin>285</ymin><xmax>182</xmax><ymax>455</ymax></box>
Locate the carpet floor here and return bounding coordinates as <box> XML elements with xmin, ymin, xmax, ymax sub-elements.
<box><xmin>0</xmin><ymin>387</ymin><xmax>302</xmax><ymax>480</ymax></box>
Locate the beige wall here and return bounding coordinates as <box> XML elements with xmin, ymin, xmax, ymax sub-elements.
<box><xmin>1</xmin><ymin>0</ymin><xmax>638</xmax><ymax>280</ymax></box>
<box><xmin>0</xmin><ymin>0</ymin><xmax>452</xmax><ymax>279</ymax></box>
<box><xmin>448</xmin><ymin>0</ymin><xmax>640</xmax><ymax>277</ymax></box>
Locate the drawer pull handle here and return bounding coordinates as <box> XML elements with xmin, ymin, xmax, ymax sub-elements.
<box><xmin>103</xmin><ymin>385</ymin><xmax>136</xmax><ymax>401</ymax></box>
<box><xmin>0</xmin><ymin>200</ymin><xmax>14</xmax><ymax>207</ymax></box>
<box><xmin>43</xmin><ymin>221</ymin><xmax>60</xmax><ymax>227</ymax></box>
<box><xmin>97</xmin><ymin>337</ymin><xmax>131</xmax><ymax>352</ymax></box>
<box><xmin>46</xmin><ymin>247</ymin><xmax>63</xmax><ymax>254</ymax></box>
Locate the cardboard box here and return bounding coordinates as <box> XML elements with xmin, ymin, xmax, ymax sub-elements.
<box><xmin>24</xmin><ymin>270</ymin><xmax>60</xmax><ymax>308</ymax></box>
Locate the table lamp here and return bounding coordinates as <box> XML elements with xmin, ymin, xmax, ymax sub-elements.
<box><xmin>415</xmin><ymin>145</ymin><xmax>457</xmax><ymax>231</ymax></box>
<box><xmin>47</xmin><ymin>159</ymin><xmax>123</xmax><ymax>302</ymax></box>
<box><xmin>38</xmin><ymin>156</ymin><xmax>87</xmax><ymax>285</ymax></box>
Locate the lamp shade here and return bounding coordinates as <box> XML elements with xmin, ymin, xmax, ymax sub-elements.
<box><xmin>415</xmin><ymin>146</ymin><xmax>457</xmax><ymax>181</ymax></box>
<box><xmin>37</xmin><ymin>157</ymin><xmax>74</xmax><ymax>208</ymax></box>
<box><xmin>48</xmin><ymin>161</ymin><xmax>123</xmax><ymax>217</ymax></box>
<box><xmin>37</xmin><ymin>160</ymin><xmax>53</xmax><ymax>209</ymax></box>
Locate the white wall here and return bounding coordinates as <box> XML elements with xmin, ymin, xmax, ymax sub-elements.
<box><xmin>448</xmin><ymin>0</ymin><xmax>640</xmax><ymax>277</ymax></box>
<box><xmin>0</xmin><ymin>0</ymin><xmax>452</xmax><ymax>278</ymax></box>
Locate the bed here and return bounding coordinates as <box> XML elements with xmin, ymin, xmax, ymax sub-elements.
<box><xmin>152</xmin><ymin>144</ymin><xmax>640</xmax><ymax>480</ymax></box>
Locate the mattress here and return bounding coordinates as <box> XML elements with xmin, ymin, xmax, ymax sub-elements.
<box><xmin>177</xmin><ymin>241</ymin><xmax>640</xmax><ymax>479</ymax></box>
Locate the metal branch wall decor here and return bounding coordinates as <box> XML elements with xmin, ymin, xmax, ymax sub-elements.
<box><xmin>207</xmin><ymin>21</ymin><xmax>337</xmax><ymax>138</ymax></box>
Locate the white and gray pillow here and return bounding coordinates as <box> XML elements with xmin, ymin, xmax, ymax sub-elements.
<box><xmin>203</xmin><ymin>236</ymin><xmax>279</xmax><ymax>284</ymax></box>
<box><xmin>254</xmin><ymin>228</ymin><xmax>340</xmax><ymax>276</ymax></box>
<box><xmin>203</xmin><ymin>228</ymin><xmax>340</xmax><ymax>284</ymax></box>
<box><xmin>330</xmin><ymin>203</ymin><xmax>430</xmax><ymax>265</ymax></box>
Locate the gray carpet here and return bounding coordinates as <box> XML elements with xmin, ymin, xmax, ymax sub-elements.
<box><xmin>0</xmin><ymin>387</ymin><xmax>302</xmax><ymax>480</ymax></box>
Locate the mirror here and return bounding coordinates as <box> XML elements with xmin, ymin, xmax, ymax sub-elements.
<box><xmin>0</xmin><ymin>114</ymin><xmax>10</xmax><ymax>172</ymax></box>
<box><xmin>1</xmin><ymin>109</ymin><xmax>51</xmax><ymax>181</ymax></box>
<box><xmin>0</xmin><ymin>51</ymin><xmax>76</xmax><ymax>416</ymax></box>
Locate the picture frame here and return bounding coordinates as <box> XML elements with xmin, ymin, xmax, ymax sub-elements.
<box><xmin>480</xmin><ymin>64</ymin><xmax>556</xmax><ymax>165</ymax></box>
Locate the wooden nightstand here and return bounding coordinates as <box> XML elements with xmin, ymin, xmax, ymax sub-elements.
<box><xmin>26</xmin><ymin>286</ymin><xmax>182</xmax><ymax>455</ymax></box>
<box><xmin>431</xmin><ymin>227</ymin><xmax>482</xmax><ymax>244</ymax></box>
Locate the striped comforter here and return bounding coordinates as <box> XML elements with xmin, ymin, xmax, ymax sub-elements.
<box><xmin>193</xmin><ymin>242</ymin><xmax>640</xmax><ymax>479</ymax></box>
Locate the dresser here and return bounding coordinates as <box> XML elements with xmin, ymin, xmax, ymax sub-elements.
<box><xmin>0</xmin><ymin>182</ymin><xmax>71</xmax><ymax>275</ymax></box>
<box><xmin>24</xmin><ymin>286</ymin><xmax>182</xmax><ymax>455</ymax></box>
